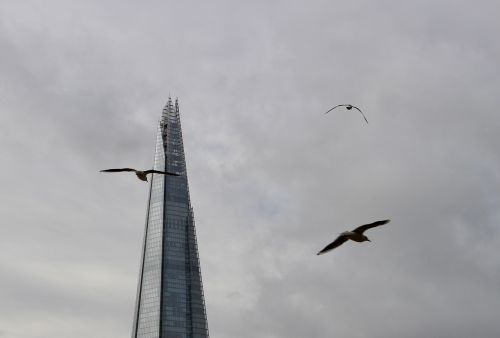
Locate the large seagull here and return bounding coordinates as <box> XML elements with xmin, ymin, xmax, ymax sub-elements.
<box><xmin>317</xmin><ymin>219</ymin><xmax>390</xmax><ymax>255</ymax></box>
<box><xmin>325</xmin><ymin>104</ymin><xmax>368</xmax><ymax>124</ymax></box>
<box><xmin>100</xmin><ymin>168</ymin><xmax>180</xmax><ymax>182</ymax></box>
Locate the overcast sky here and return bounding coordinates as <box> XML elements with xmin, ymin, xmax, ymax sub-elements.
<box><xmin>1</xmin><ymin>0</ymin><xmax>500</xmax><ymax>337</ymax></box>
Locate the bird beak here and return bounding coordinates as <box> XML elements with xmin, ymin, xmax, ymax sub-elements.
<box><xmin>367</xmin><ymin>239</ymin><xmax>371</xmax><ymax>242</ymax></box>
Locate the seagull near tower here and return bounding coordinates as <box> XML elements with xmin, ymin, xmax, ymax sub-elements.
<box><xmin>324</xmin><ymin>104</ymin><xmax>368</xmax><ymax>124</ymax></box>
<box><xmin>100</xmin><ymin>168</ymin><xmax>180</xmax><ymax>182</ymax></box>
<box><xmin>317</xmin><ymin>219</ymin><xmax>390</xmax><ymax>255</ymax></box>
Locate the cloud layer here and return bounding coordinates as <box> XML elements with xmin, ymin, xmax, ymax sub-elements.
<box><xmin>1</xmin><ymin>0</ymin><xmax>499</xmax><ymax>337</ymax></box>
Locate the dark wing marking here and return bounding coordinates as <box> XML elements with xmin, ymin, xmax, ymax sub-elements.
<box><xmin>324</xmin><ymin>104</ymin><xmax>348</xmax><ymax>115</ymax></box>
<box><xmin>351</xmin><ymin>105</ymin><xmax>369</xmax><ymax>124</ymax></box>
<box><xmin>352</xmin><ymin>219</ymin><xmax>390</xmax><ymax>235</ymax></box>
<box><xmin>144</xmin><ymin>169</ymin><xmax>181</xmax><ymax>176</ymax></box>
<box><xmin>100</xmin><ymin>168</ymin><xmax>137</xmax><ymax>172</ymax></box>
<box><xmin>317</xmin><ymin>235</ymin><xmax>349</xmax><ymax>255</ymax></box>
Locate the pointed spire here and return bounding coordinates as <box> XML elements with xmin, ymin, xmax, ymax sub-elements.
<box><xmin>162</xmin><ymin>96</ymin><xmax>173</xmax><ymax>117</ymax></box>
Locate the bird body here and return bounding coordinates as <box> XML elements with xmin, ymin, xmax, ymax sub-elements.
<box><xmin>100</xmin><ymin>168</ymin><xmax>180</xmax><ymax>182</ymax></box>
<box><xmin>134</xmin><ymin>171</ymin><xmax>150</xmax><ymax>182</ymax></box>
<box><xmin>317</xmin><ymin>219</ymin><xmax>390</xmax><ymax>255</ymax></box>
<box><xmin>324</xmin><ymin>104</ymin><xmax>368</xmax><ymax>124</ymax></box>
<box><xmin>339</xmin><ymin>231</ymin><xmax>369</xmax><ymax>242</ymax></box>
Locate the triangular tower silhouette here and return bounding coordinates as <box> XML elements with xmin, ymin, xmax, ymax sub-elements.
<box><xmin>132</xmin><ymin>98</ymin><xmax>209</xmax><ymax>338</ymax></box>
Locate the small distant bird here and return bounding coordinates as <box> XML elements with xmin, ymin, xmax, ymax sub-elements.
<box><xmin>317</xmin><ymin>219</ymin><xmax>390</xmax><ymax>255</ymax></box>
<box><xmin>324</xmin><ymin>104</ymin><xmax>368</xmax><ymax>124</ymax></box>
<box><xmin>100</xmin><ymin>168</ymin><xmax>180</xmax><ymax>182</ymax></box>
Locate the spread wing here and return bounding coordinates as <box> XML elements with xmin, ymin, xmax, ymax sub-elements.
<box><xmin>352</xmin><ymin>219</ymin><xmax>390</xmax><ymax>235</ymax></box>
<box><xmin>324</xmin><ymin>104</ymin><xmax>348</xmax><ymax>114</ymax></box>
<box><xmin>100</xmin><ymin>168</ymin><xmax>137</xmax><ymax>173</ymax></box>
<box><xmin>317</xmin><ymin>234</ymin><xmax>349</xmax><ymax>255</ymax></box>
<box><xmin>144</xmin><ymin>169</ymin><xmax>181</xmax><ymax>176</ymax></box>
<box><xmin>351</xmin><ymin>105</ymin><xmax>369</xmax><ymax>124</ymax></box>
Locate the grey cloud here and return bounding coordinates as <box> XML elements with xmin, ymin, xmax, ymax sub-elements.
<box><xmin>1</xmin><ymin>0</ymin><xmax>499</xmax><ymax>337</ymax></box>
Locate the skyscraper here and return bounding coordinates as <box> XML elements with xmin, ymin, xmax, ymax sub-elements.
<box><xmin>131</xmin><ymin>98</ymin><xmax>209</xmax><ymax>338</ymax></box>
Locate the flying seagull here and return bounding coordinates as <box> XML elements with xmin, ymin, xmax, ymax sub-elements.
<box><xmin>100</xmin><ymin>168</ymin><xmax>180</xmax><ymax>182</ymax></box>
<box><xmin>324</xmin><ymin>104</ymin><xmax>368</xmax><ymax>124</ymax></box>
<box><xmin>317</xmin><ymin>219</ymin><xmax>390</xmax><ymax>255</ymax></box>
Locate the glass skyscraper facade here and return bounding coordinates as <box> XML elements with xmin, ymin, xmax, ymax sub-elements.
<box><xmin>131</xmin><ymin>98</ymin><xmax>209</xmax><ymax>338</ymax></box>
